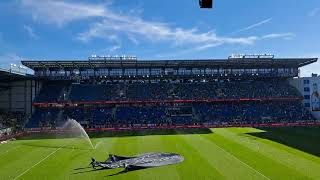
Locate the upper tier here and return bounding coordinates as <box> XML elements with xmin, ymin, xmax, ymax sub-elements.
<box><xmin>34</xmin><ymin>80</ymin><xmax>301</xmax><ymax>103</ymax></box>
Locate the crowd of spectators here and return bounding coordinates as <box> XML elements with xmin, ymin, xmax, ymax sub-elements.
<box><xmin>25</xmin><ymin>109</ymin><xmax>60</xmax><ymax>128</ymax></box>
<box><xmin>26</xmin><ymin>102</ymin><xmax>314</xmax><ymax>128</ymax></box>
<box><xmin>194</xmin><ymin>102</ymin><xmax>314</xmax><ymax>124</ymax></box>
<box><xmin>25</xmin><ymin>80</ymin><xmax>315</xmax><ymax>128</ymax></box>
<box><xmin>34</xmin><ymin>81</ymin><xmax>71</xmax><ymax>102</ymax></box>
<box><xmin>30</xmin><ymin>80</ymin><xmax>303</xmax><ymax>103</ymax></box>
<box><xmin>63</xmin><ymin>107</ymin><xmax>113</xmax><ymax>127</ymax></box>
<box><xmin>0</xmin><ymin>111</ymin><xmax>26</xmax><ymax>130</ymax></box>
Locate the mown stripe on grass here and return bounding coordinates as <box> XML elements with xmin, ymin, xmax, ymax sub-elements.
<box><xmin>216</xmin><ymin>128</ymin><xmax>320</xmax><ymax>179</ymax></box>
<box><xmin>241</xmin><ymin>127</ymin><xmax>320</xmax><ymax>164</ymax></box>
<box><xmin>203</xmin><ymin>129</ymin><xmax>311</xmax><ymax>180</ymax></box>
<box><xmin>104</xmin><ymin>136</ymin><xmax>141</xmax><ymax>179</ymax></box>
<box><xmin>0</xmin><ymin>140</ymin><xmax>20</xmax><ymax>152</ymax></box>
<box><xmin>137</xmin><ymin>135</ymin><xmax>181</xmax><ymax>180</ymax></box>
<box><xmin>12</xmin><ymin>138</ymin><xmax>117</xmax><ymax>180</ymax></box>
<box><xmin>180</xmin><ymin>134</ymin><xmax>268</xmax><ymax>180</ymax></box>
<box><xmin>163</xmin><ymin>134</ymin><xmax>225</xmax><ymax>180</ymax></box>
<box><xmin>230</xmin><ymin>127</ymin><xmax>320</xmax><ymax>164</ymax></box>
<box><xmin>15</xmin><ymin>137</ymin><xmax>95</xmax><ymax>179</ymax></box>
<box><xmin>13</xmin><ymin>147</ymin><xmax>62</xmax><ymax>180</ymax></box>
<box><xmin>0</xmin><ymin>145</ymin><xmax>20</xmax><ymax>157</ymax></box>
<box><xmin>0</xmin><ymin>144</ymin><xmax>53</xmax><ymax>179</ymax></box>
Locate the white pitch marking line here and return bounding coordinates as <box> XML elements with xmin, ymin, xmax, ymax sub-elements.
<box><xmin>13</xmin><ymin>147</ymin><xmax>62</xmax><ymax>180</ymax></box>
<box><xmin>213</xmin><ymin>141</ymin><xmax>271</xmax><ymax>180</ymax></box>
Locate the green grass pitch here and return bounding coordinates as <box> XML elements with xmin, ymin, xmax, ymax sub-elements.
<box><xmin>1</xmin><ymin>127</ymin><xmax>320</xmax><ymax>179</ymax></box>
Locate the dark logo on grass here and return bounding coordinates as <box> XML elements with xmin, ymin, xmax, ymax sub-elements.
<box><xmin>88</xmin><ymin>152</ymin><xmax>184</xmax><ymax>175</ymax></box>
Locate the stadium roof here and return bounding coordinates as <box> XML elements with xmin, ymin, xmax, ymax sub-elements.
<box><xmin>21</xmin><ymin>58</ymin><xmax>317</xmax><ymax>70</ymax></box>
<box><xmin>0</xmin><ymin>68</ymin><xmax>33</xmax><ymax>82</ymax></box>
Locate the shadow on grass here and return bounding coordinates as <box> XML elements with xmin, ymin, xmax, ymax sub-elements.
<box><xmin>72</xmin><ymin>168</ymin><xmax>107</xmax><ymax>175</ymax></box>
<box><xmin>20</xmin><ymin>143</ymin><xmax>93</xmax><ymax>150</ymax></box>
<box><xmin>18</xmin><ymin>128</ymin><xmax>213</xmax><ymax>140</ymax></box>
<box><xmin>246</xmin><ymin>126</ymin><xmax>320</xmax><ymax>157</ymax></box>
<box><xmin>89</xmin><ymin>128</ymin><xmax>213</xmax><ymax>138</ymax></box>
<box><xmin>106</xmin><ymin>166</ymin><xmax>148</xmax><ymax>177</ymax></box>
<box><xmin>72</xmin><ymin>165</ymin><xmax>149</xmax><ymax>177</ymax></box>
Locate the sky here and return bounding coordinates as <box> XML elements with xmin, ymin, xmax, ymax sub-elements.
<box><xmin>0</xmin><ymin>0</ymin><xmax>319</xmax><ymax>76</ymax></box>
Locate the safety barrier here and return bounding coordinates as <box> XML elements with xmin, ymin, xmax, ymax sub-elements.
<box><xmin>24</xmin><ymin>121</ymin><xmax>320</xmax><ymax>133</ymax></box>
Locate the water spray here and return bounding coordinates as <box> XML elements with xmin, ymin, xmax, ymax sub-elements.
<box><xmin>62</xmin><ymin>119</ymin><xmax>94</xmax><ymax>149</ymax></box>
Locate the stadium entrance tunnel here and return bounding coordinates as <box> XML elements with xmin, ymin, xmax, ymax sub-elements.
<box><xmin>246</xmin><ymin>126</ymin><xmax>320</xmax><ymax>157</ymax></box>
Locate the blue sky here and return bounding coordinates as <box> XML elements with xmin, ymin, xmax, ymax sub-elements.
<box><xmin>0</xmin><ymin>0</ymin><xmax>319</xmax><ymax>76</ymax></box>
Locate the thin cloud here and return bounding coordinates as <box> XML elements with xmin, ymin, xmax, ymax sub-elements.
<box><xmin>21</xmin><ymin>0</ymin><xmax>107</xmax><ymax>26</ymax></box>
<box><xmin>156</xmin><ymin>32</ymin><xmax>295</xmax><ymax>58</ymax></box>
<box><xmin>127</xmin><ymin>34</ymin><xmax>139</xmax><ymax>45</ymax></box>
<box><xmin>231</xmin><ymin>18</ymin><xmax>272</xmax><ymax>35</ymax></box>
<box><xmin>20</xmin><ymin>0</ymin><xmax>295</xmax><ymax>50</ymax></box>
<box><xmin>76</xmin><ymin>17</ymin><xmax>292</xmax><ymax>48</ymax></box>
<box><xmin>97</xmin><ymin>44</ymin><xmax>122</xmax><ymax>55</ymax></box>
<box><xmin>261</xmin><ymin>33</ymin><xmax>295</xmax><ymax>40</ymax></box>
<box><xmin>308</xmin><ymin>8</ymin><xmax>320</xmax><ymax>17</ymax></box>
<box><xmin>155</xmin><ymin>43</ymin><xmax>221</xmax><ymax>58</ymax></box>
<box><xmin>109</xmin><ymin>45</ymin><xmax>121</xmax><ymax>52</ymax></box>
<box><xmin>76</xmin><ymin>19</ymin><xmax>260</xmax><ymax>46</ymax></box>
<box><xmin>23</xmin><ymin>25</ymin><xmax>39</xmax><ymax>39</ymax></box>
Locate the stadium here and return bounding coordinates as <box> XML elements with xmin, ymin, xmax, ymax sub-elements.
<box><xmin>1</xmin><ymin>54</ymin><xmax>320</xmax><ymax>179</ymax></box>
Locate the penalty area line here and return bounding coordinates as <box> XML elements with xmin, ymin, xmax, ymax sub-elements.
<box><xmin>13</xmin><ymin>147</ymin><xmax>62</xmax><ymax>180</ymax></box>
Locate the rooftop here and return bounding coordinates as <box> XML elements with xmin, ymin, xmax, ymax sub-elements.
<box><xmin>21</xmin><ymin>57</ymin><xmax>318</xmax><ymax>70</ymax></box>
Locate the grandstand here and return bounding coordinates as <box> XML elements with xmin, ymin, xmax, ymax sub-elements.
<box><xmin>0</xmin><ymin>68</ymin><xmax>33</xmax><ymax>131</ymax></box>
<box><xmin>19</xmin><ymin>55</ymin><xmax>318</xmax><ymax>129</ymax></box>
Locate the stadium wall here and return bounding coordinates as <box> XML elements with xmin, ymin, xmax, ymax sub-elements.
<box><xmin>0</xmin><ymin>80</ymin><xmax>40</xmax><ymax>115</ymax></box>
<box><xmin>289</xmin><ymin>75</ymin><xmax>320</xmax><ymax>119</ymax></box>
